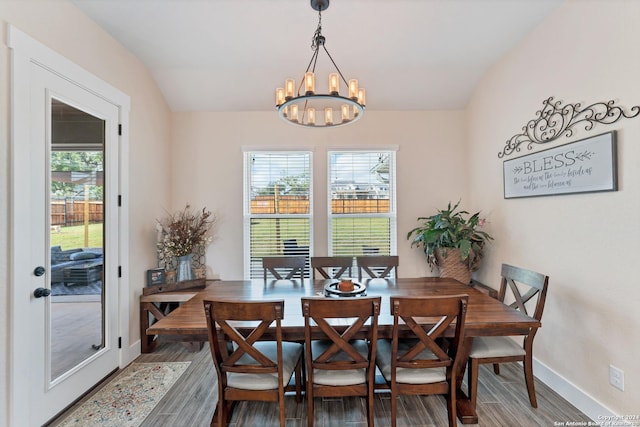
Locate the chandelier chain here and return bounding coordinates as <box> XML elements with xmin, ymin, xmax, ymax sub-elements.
<box><xmin>311</xmin><ymin>10</ymin><xmax>322</xmax><ymax>51</ymax></box>
<box><xmin>307</xmin><ymin>10</ymin><xmax>349</xmax><ymax>88</ymax></box>
<box><xmin>300</xmin><ymin>10</ymin><xmax>324</xmax><ymax>96</ymax></box>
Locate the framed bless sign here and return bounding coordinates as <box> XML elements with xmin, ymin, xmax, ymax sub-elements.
<box><xmin>503</xmin><ymin>131</ymin><xmax>617</xmax><ymax>199</ymax></box>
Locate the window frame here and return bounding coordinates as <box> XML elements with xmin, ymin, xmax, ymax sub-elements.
<box><xmin>243</xmin><ymin>150</ymin><xmax>314</xmax><ymax>279</ymax></box>
<box><xmin>327</xmin><ymin>149</ymin><xmax>398</xmax><ymax>258</ymax></box>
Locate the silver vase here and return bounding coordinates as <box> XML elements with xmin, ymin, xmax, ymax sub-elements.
<box><xmin>176</xmin><ymin>254</ymin><xmax>193</xmax><ymax>282</ymax></box>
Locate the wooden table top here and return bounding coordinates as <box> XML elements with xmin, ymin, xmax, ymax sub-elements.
<box><xmin>146</xmin><ymin>277</ymin><xmax>539</xmax><ymax>340</ymax></box>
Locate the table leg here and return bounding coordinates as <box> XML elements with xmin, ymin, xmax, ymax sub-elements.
<box><xmin>455</xmin><ymin>336</ymin><xmax>478</xmax><ymax>424</ymax></box>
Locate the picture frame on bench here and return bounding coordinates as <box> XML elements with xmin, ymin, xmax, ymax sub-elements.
<box><xmin>146</xmin><ymin>268</ymin><xmax>166</xmax><ymax>286</ymax></box>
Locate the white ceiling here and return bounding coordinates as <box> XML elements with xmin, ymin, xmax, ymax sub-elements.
<box><xmin>71</xmin><ymin>0</ymin><xmax>564</xmax><ymax>112</ymax></box>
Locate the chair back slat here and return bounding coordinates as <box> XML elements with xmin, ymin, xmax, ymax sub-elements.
<box><xmin>399</xmin><ymin>315</ymin><xmax>452</xmax><ymax>363</ymax></box>
<box><xmin>263</xmin><ymin>256</ymin><xmax>306</xmax><ymax>281</ymax></box>
<box><xmin>313</xmin><ymin>317</ymin><xmax>369</xmax><ymax>367</ymax></box>
<box><xmin>204</xmin><ymin>299</ymin><xmax>284</xmax><ymax>375</ymax></box>
<box><xmin>390</xmin><ymin>295</ymin><xmax>468</xmax><ymax>371</ymax></box>
<box><xmin>302</xmin><ymin>297</ymin><xmax>381</xmax><ymax>372</ymax></box>
<box><xmin>311</xmin><ymin>256</ymin><xmax>353</xmax><ymax>279</ymax></box>
<box><xmin>356</xmin><ymin>255</ymin><xmax>399</xmax><ymax>281</ymax></box>
<box><xmin>499</xmin><ymin>264</ymin><xmax>549</xmax><ymax>321</ymax></box>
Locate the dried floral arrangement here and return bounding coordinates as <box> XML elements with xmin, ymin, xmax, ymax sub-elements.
<box><xmin>156</xmin><ymin>204</ymin><xmax>216</xmax><ymax>260</ymax></box>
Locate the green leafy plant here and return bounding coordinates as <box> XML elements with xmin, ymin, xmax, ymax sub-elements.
<box><xmin>407</xmin><ymin>200</ymin><xmax>493</xmax><ymax>271</ymax></box>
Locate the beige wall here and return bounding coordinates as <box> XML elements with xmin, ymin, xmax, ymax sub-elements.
<box><xmin>171</xmin><ymin>110</ymin><xmax>468</xmax><ymax>280</ymax></box>
<box><xmin>0</xmin><ymin>1</ymin><xmax>172</xmax><ymax>422</ymax></box>
<box><xmin>467</xmin><ymin>0</ymin><xmax>640</xmax><ymax>415</ymax></box>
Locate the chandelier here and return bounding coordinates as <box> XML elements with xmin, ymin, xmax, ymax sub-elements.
<box><xmin>275</xmin><ymin>0</ymin><xmax>365</xmax><ymax>128</ymax></box>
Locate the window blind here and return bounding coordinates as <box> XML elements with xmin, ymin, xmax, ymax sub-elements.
<box><xmin>328</xmin><ymin>151</ymin><xmax>397</xmax><ymax>257</ymax></box>
<box><xmin>244</xmin><ymin>151</ymin><xmax>312</xmax><ymax>279</ymax></box>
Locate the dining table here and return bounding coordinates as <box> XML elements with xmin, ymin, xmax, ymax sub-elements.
<box><xmin>145</xmin><ymin>277</ymin><xmax>540</xmax><ymax>424</ymax></box>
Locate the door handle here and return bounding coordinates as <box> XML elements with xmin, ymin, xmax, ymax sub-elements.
<box><xmin>34</xmin><ymin>288</ymin><xmax>51</xmax><ymax>298</ymax></box>
<box><xmin>34</xmin><ymin>266</ymin><xmax>46</xmax><ymax>276</ymax></box>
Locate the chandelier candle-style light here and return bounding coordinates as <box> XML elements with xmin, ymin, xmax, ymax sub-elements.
<box><xmin>275</xmin><ymin>0</ymin><xmax>365</xmax><ymax>127</ymax></box>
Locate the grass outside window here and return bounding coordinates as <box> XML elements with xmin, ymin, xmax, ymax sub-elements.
<box><xmin>50</xmin><ymin>223</ymin><xmax>103</xmax><ymax>249</ymax></box>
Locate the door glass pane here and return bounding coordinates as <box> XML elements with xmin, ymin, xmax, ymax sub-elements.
<box><xmin>49</xmin><ymin>99</ymin><xmax>105</xmax><ymax>381</ymax></box>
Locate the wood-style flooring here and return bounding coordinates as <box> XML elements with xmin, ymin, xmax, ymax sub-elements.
<box><xmin>51</xmin><ymin>299</ymin><xmax>103</xmax><ymax>380</ymax></box>
<box><xmin>50</xmin><ymin>342</ymin><xmax>592</xmax><ymax>427</ymax></box>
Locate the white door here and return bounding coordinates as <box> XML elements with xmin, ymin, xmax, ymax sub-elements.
<box><xmin>23</xmin><ymin>61</ymin><xmax>120</xmax><ymax>426</ymax></box>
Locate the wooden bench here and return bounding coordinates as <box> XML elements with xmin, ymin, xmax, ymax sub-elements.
<box><xmin>140</xmin><ymin>279</ymin><xmax>206</xmax><ymax>353</ymax></box>
<box><xmin>470</xmin><ymin>279</ymin><xmax>499</xmax><ymax>299</ymax></box>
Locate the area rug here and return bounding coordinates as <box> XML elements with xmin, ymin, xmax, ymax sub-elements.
<box><xmin>51</xmin><ymin>280</ymin><xmax>103</xmax><ymax>296</ymax></box>
<box><xmin>57</xmin><ymin>361</ymin><xmax>191</xmax><ymax>427</ymax></box>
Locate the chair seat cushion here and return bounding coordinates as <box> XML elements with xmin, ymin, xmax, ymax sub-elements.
<box><xmin>469</xmin><ymin>336</ymin><xmax>526</xmax><ymax>358</ymax></box>
<box><xmin>376</xmin><ymin>339</ymin><xmax>446</xmax><ymax>384</ymax></box>
<box><xmin>227</xmin><ymin>341</ymin><xmax>303</xmax><ymax>390</ymax></box>
<box><xmin>311</xmin><ymin>339</ymin><xmax>369</xmax><ymax>386</ymax></box>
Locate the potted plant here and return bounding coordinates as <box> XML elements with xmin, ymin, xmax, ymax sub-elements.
<box><xmin>407</xmin><ymin>200</ymin><xmax>492</xmax><ymax>284</ymax></box>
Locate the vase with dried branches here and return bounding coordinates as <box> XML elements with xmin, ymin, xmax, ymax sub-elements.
<box><xmin>157</xmin><ymin>204</ymin><xmax>216</xmax><ymax>282</ymax></box>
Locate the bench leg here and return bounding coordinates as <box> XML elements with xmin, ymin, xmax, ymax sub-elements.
<box><xmin>140</xmin><ymin>301</ymin><xmax>165</xmax><ymax>353</ymax></box>
<box><xmin>182</xmin><ymin>342</ymin><xmax>204</xmax><ymax>352</ymax></box>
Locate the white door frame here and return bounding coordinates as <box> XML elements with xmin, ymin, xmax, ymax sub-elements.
<box><xmin>8</xmin><ymin>25</ymin><xmax>131</xmax><ymax>425</ymax></box>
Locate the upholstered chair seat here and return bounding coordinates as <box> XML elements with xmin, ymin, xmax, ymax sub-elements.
<box><xmin>227</xmin><ymin>341</ymin><xmax>303</xmax><ymax>390</ymax></box>
<box><xmin>310</xmin><ymin>339</ymin><xmax>369</xmax><ymax>386</ymax></box>
<box><xmin>468</xmin><ymin>336</ymin><xmax>525</xmax><ymax>359</ymax></box>
<box><xmin>376</xmin><ymin>339</ymin><xmax>446</xmax><ymax>384</ymax></box>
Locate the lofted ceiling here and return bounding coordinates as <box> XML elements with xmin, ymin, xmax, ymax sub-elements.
<box><xmin>71</xmin><ymin>0</ymin><xmax>564</xmax><ymax>112</ymax></box>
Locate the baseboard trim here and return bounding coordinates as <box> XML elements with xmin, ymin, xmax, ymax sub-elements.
<box><xmin>127</xmin><ymin>339</ymin><xmax>141</xmax><ymax>364</ymax></box>
<box><xmin>533</xmin><ymin>357</ymin><xmax>615</xmax><ymax>422</ymax></box>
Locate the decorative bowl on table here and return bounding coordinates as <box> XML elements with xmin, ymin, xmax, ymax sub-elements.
<box><xmin>338</xmin><ymin>279</ymin><xmax>354</xmax><ymax>292</ymax></box>
<box><xmin>324</xmin><ymin>279</ymin><xmax>367</xmax><ymax>298</ymax></box>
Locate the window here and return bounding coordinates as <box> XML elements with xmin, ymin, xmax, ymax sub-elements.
<box><xmin>244</xmin><ymin>151</ymin><xmax>312</xmax><ymax>279</ymax></box>
<box><xmin>328</xmin><ymin>151</ymin><xmax>397</xmax><ymax>257</ymax></box>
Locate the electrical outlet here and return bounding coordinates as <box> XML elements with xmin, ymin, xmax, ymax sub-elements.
<box><xmin>609</xmin><ymin>365</ymin><xmax>624</xmax><ymax>391</ymax></box>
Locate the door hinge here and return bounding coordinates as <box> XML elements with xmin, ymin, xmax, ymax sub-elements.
<box><xmin>118</xmin><ymin>337</ymin><xmax>122</xmax><ymax>349</ymax></box>
<box><xmin>118</xmin><ymin>194</ymin><xmax>122</xmax><ymax>206</ymax></box>
<box><xmin>118</xmin><ymin>124</ymin><xmax>122</xmax><ymax>136</ymax></box>
<box><xmin>118</xmin><ymin>266</ymin><xmax>122</xmax><ymax>278</ymax></box>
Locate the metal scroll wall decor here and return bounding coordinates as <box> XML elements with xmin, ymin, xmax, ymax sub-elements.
<box><xmin>498</xmin><ymin>97</ymin><xmax>640</xmax><ymax>158</ymax></box>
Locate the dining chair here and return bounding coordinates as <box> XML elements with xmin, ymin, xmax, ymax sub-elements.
<box><xmin>203</xmin><ymin>299</ymin><xmax>304</xmax><ymax>427</ymax></box>
<box><xmin>301</xmin><ymin>296</ymin><xmax>381</xmax><ymax>427</ymax></box>
<box><xmin>362</xmin><ymin>245</ymin><xmax>380</xmax><ymax>255</ymax></box>
<box><xmin>466</xmin><ymin>264</ymin><xmax>549</xmax><ymax>408</ymax></box>
<box><xmin>356</xmin><ymin>255</ymin><xmax>399</xmax><ymax>281</ymax></box>
<box><xmin>310</xmin><ymin>256</ymin><xmax>353</xmax><ymax>279</ymax></box>
<box><xmin>376</xmin><ymin>295</ymin><xmax>468</xmax><ymax>427</ymax></box>
<box><xmin>262</xmin><ymin>255</ymin><xmax>306</xmax><ymax>282</ymax></box>
<box><xmin>283</xmin><ymin>239</ymin><xmax>310</xmax><ymax>256</ymax></box>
